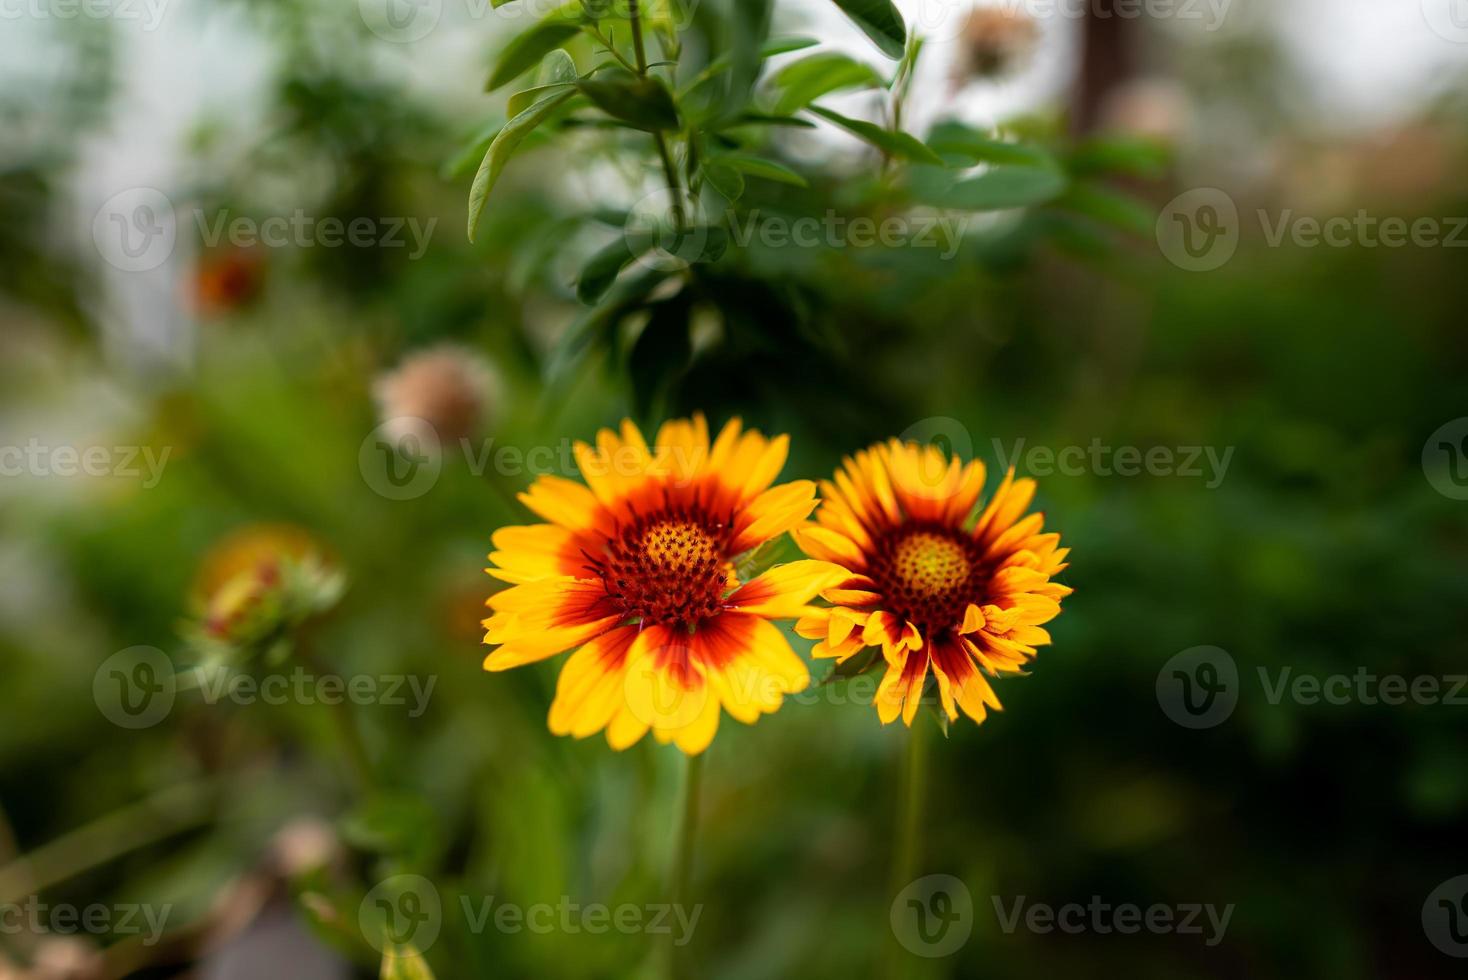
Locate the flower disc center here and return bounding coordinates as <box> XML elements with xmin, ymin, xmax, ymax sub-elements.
<box><xmin>594</xmin><ymin>511</ymin><xmax>730</xmax><ymax>629</ymax></box>
<box><xmin>870</xmin><ymin>525</ymin><xmax>986</xmax><ymax>632</ymax></box>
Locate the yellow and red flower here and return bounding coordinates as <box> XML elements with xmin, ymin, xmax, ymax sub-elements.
<box><xmin>482</xmin><ymin>416</ymin><xmax>846</xmax><ymax>755</ymax></box>
<box><xmin>794</xmin><ymin>441</ymin><xmax>1071</xmax><ymax>727</ymax></box>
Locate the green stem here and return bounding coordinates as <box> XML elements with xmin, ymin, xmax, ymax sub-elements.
<box><xmin>664</xmin><ymin>751</ymin><xmax>704</xmax><ymax>978</ymax></box>
<box><xmin>625</xmin><ymin>0</ymin><xmax>687</xmax><ymax>233</ymax></box>
<box><xmin>627</xmin><ymin>0</ymin><xmax>649</xmax><ymax>73</ymax></box>
<box><xmin>0</xmin><ymin>779</ymin><xmax>216</xmax><ymax>905</ymax></box>
<box><xmin>885</xmin><ymin>718</ymin><xmax>929</xmax><ymax>979</ymax></box>
<box><xmin>302</xmin><ymin>646</ymin><xmax>376</xmax><ymax>794</ymax></box>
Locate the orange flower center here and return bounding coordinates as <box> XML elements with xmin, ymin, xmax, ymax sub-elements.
<box><xmin>589</xmin><ymin>510</ymin><xmax>731</xmax><ymax>630</ymax></box>
<box><xmin>869</xmin><ymin>525</ymin><xmax>985</xmax><ymax>632</ymax></box>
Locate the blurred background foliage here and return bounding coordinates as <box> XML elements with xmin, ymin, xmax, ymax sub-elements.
<box><xmin>1</xmin><ymin>0</ymin><xmax>1467</xmax><ymax>977</ymax></box>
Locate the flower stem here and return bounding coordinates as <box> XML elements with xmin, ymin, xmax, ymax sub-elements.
<box><xmin>886</xmin><ymin>717</ymin><xmax>929</xmax><ymax>978</ymax></box>
<box><xmin>627</xmin><ymin>0</ymin><xmax>649</xmax><ymax>73</ymax></box>
<box><xmin>664</xmin><ymin>750</ymin><xmax>704</xmax><ymax>978</ymax></box>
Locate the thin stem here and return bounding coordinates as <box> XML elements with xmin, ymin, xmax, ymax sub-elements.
<box><xmin>302</xmin><ymin>645</ymin><xmax>376</xmax><ymax>794</ymax></box>
<box><xmin>885</xmin><ymin>718</ymin><xmax>929</xmax><ymax>979</ymax></box>
<box><xmin>0</xmin><ymin>779</ymin><xmax>216</xmax><ymax>905</ymax></box>
<box><xmin>664</xmin><ymin>750</ymin><xmax>704</xmax><ymax>978</ymax></box>
<box><xmin>583</xmin><ymin>25</ymin><xmax>639</xmax><ymax>75</ymax></box>
<box><xmin>627</xmin><ymin>0</ymin><xmax>649</xmax><ymax>73</ymax></box>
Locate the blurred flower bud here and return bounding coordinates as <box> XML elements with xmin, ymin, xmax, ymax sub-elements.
<box><xmin>192</xmin><ymin>247</ymin><xmax>266</xmax><ymax>317</ymax></box>
<box><xmin>373</xmin><ymin>345</ymin><xmax>496</xmax><ymax>446</ymax></box>
<box><xmin>188</xmin><ymin>524</ymin><xmax>344</xmax><ymax>665</ymax></box>
<box><xmin>29</xmin><ymin>938</ymin><xmax>102</xmax><ymax>980</ymax></box>
<box><xmin>1099</xmin><ymin>78</ymin><xmax>1192</xmax><ymax>145</ymax></box>
<box><xmin>270</xmin><ymin>817</ymin><xmax>340</xmax><ymax>878</ymax></box>
<box><xmin>955</xmin><ymin>5</ymin><xmax>1039</xmax><ymax>81</ymax></box>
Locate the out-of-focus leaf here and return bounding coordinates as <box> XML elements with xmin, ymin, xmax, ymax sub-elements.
<box><xmin>709</xmin><ymin>153</ymin><xmax>808</xmax><ymax>187</ymax></box>
<box><xmin>827</xmin><ymin>0</ymin><xmax>906</xmax><ymax>58</ymax></box>
<box><xmin>808</xmin><ymin>105</ymin><xmax>943</xmax><ymax>165</ymax></box>
<box><xmin>468</xmin><ymin>89</ymin><xmax>577</xmax><ymax>240</ymax></box>
<box><xmin>441</xmin><ymin>119</ymin><xmax>501</xmax><ymax>180</ymax></box>
<box><xmin>381</xmin><ymin>943</ymin><xmax>435</xmax><ymax>980</ymax></box>
<box><xmin>773</xmin><ymin>52</ymin><xmax>882</xmax><ymax>114</ymax></box>
<box><xmin>684</xmin><ymin>36</ymin><xmax>819</xmax><ymax>96</ymax></box>
<box><xmin>925</xmin><ymin>120</ymin><xmax>1059</xmax><ymax>170</ymax></box>
<box><xmin>485</xmin><ymin>5</ymin><xmax>584</xmax><ymax>92</ymax></box>
<box><xmin>702</xmin><ymin>162</ymin><xmax>745</xmax><ymax>201</ymax></box>
<box><xmin>1068</xmin><ymin>135</ymin><xmax>1173</xmax><ymax>178</ymax></box>
<box><xmin>910</xmin><ymin>163</ymin><xmax>1067</xmax><ymax>211</ymax></box>
<box><xmin>378</xmin><ymin>938</ymin><xmax>434</xmax><ymax>979</ymax></box>
<box><xmin>723</xmin><ymin>0</ymin><xmax>773</xmax><ymax>119</ymax></box>
<box><xmin>576</xmin><ymin>73</ymin><xmax>680</xmax><ymax>131</ymax></box>
<box><xmin>576</xmin><ymin>234</ymin><xmax>651</xmax><ymax>304</ymax></box>
<box><xmin>341</xmin><ymin>793</ymin><xmax>439</xmax><ymax>865</ymax></box>
<box><xmin>1059</xmin><ymin>182</ymin><xmax>1155</xmax><ymax>235</ymax></box>
<box><xmin>820</xmin><ymin>646</ymin><xmax>881</xmax><ymax>685</ymax></box>
<box><xmin>628</xmin><ymin>296</ymin><xmax>693</xmax><ymax>417</ymax></box>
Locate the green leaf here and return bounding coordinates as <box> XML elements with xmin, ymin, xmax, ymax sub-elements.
<box><xmin>576</xmin><ymin>235</ymin><xmax>650</xmax><ymax>304</ymax></box>
<box><xmin>819</xmin><ymin>646</ymin><xmax>881</xmax><ymax>686</ymax></box>
<box><xmin>910</xmin><ymin>163</ymin><xmax>1068</xmax><ymax>211</ymax></box>
<box><xmin>485</xmin><ymin>8</ymin><xmax>583</xmax><ymax>92</ymax></box>
<box><xmin>807</xmin><ymin>105</ymin><xmax>943</xmax><ymax>165</ymax></box>
<box><xmin>827</xmin><ymin>0</ymin><xmax>906</xmax><ymax>58</ymax></box>
<box><xmin>925</xmin><ymin>121</ymin><xmax>1059</xmax><ymax>169</ymax></box>
<box><xmin>720</xmin><ymin>111</ymin><xmax>816</xmax><ymax>130</ymax></box>
<box><xmin>628</xmin><ymin>297</ymin><xmax>693</xmax><ymax>417</ymax></box>
<box><xmin>722</xmin><ymin>0</ymin><xmax>773</xmax><ymax>119</ymax></box>
<box><xmin>773</xmin><ymin>52</ymin><xmax>882</xmax><ymax>114</ymax></box>
<box><xmin>440</xmin><ymin>118</ymin><xmax>501</xmax><ymax>179</ymax></box>
<box><xmin>468</xmin><ymin>89</ymin><xmax>577</xmax><ymax>241</ymax></box>
<box><xmin>1068</xmin><ymin>135</ymin><xmax>1173</xmax><ymax>178</ymax></box>
<box><xmin>1058</xmin><ymin>182</ymin><xmax>1155</xmax><ymax>235</ymax></box>
<box><xmin>576</xmin><ymin>73</ymin><xmax>680</xmax><ymax>131</ymax></box>
<box><xmin>686</xmin><ymin>35</ymin><xmax>819</xmax><ymax>94</ymax></box>
<box><xmin>381</xmin><ymin>943</ymin><xmax>436</xmax><ymax>980</ymax></box>
<box><xmin>702</xmin><ymin>162</ymin><xmax>745</xmax><ymax>201</ymax></box>
<box><xmin>709</xmin><ymin>152</ymin><xmax>807</xmax><ymax>187</ymax></box>
<box><xmin>506</xmin><ymin>50</ymin><xmax>579</xmax><ymax>119</ymax></box>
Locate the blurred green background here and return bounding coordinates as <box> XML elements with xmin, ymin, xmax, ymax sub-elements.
<box><xmin>2</xmin><ymin>0</ymin><xmax>1467</xmax><ymax>977</ymax></box>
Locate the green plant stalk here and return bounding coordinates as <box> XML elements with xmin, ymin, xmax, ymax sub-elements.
<box><xmin>664</xmin><ymin>750</ymin><xmax>704</xmax><ymax>978</ymax></box>
<box><xmin>624</xmin><ymin>0</ymin><xmax>688</xmax><ymax>233</ymax></box>
<box><xmin>885</xmin><ymin>717</ymin><xmax>929</xmax><ymax>979</ymax></box>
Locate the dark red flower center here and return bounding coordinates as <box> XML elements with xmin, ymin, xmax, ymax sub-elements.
<box><xmin>585</xmin><ymin>507</ymin><xmax>732</xmax><ymax>629</ymax></box>
<box><xmin>867</xmin><ymin>524</ymin><xmax>987</xmax><ymax>632</ymax></box>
